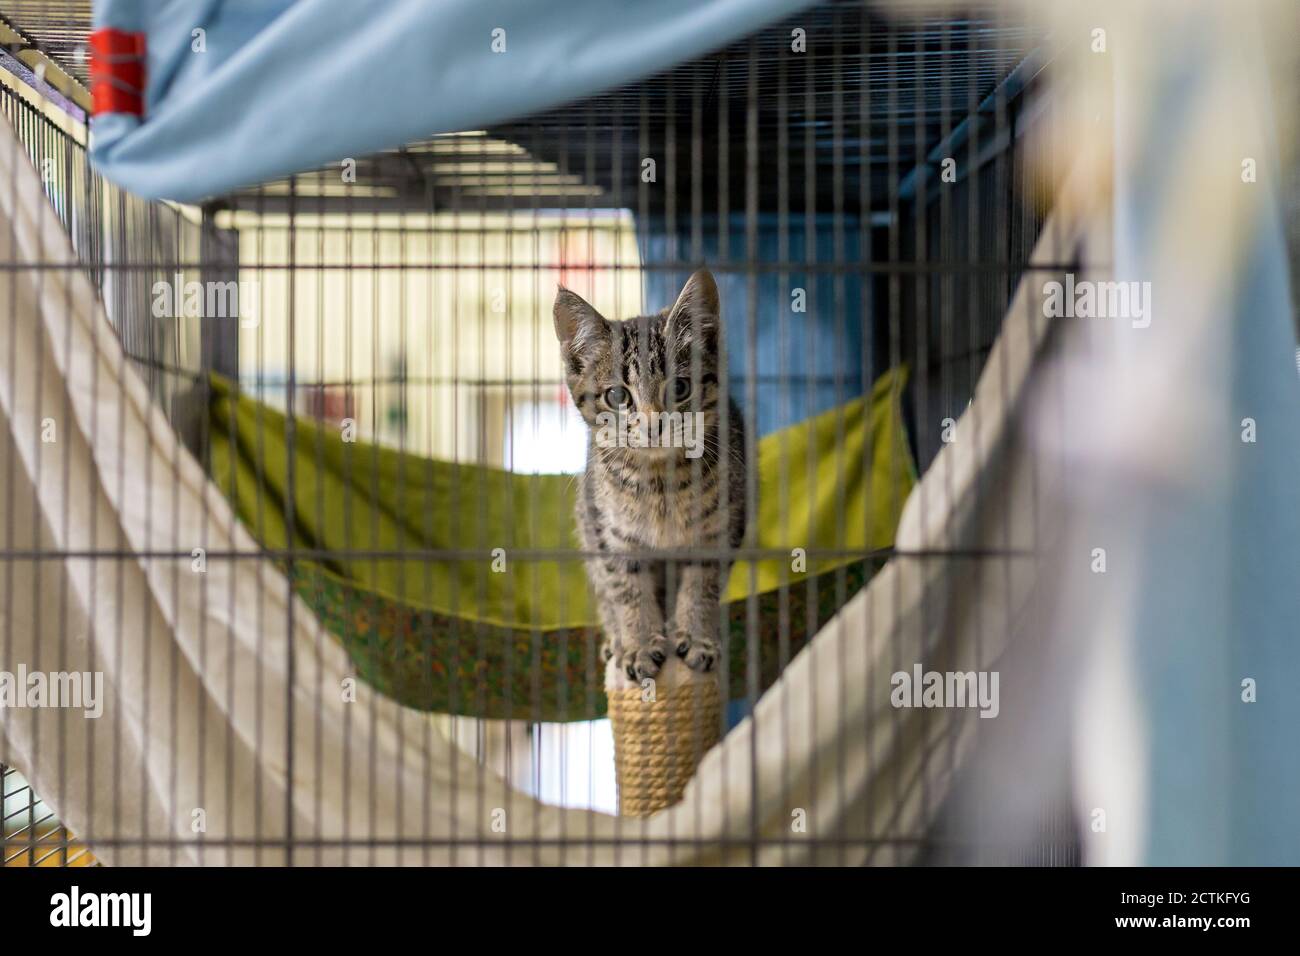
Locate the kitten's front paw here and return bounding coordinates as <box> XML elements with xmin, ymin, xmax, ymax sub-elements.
<box><xmin>620</xmin><ymin>634</ymin><xmax>671</xmax><ymax>681</ymax></box>
<box><xmin>673</xmin><ymin>631</ymin><xmax>719</xmax><ymax>672</ymax></box>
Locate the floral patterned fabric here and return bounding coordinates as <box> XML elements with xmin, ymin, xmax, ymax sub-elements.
<box><xmin>290</xmin><ymin>558</ymin><xmax>880</xmax><ymax>721</ymax></box>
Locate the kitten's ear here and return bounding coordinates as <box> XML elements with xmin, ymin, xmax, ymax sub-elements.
<box><xmin>666</xmin><ymin>268</ymin><xmax>721</xmax><ymax>345</ymax></box>
<box><xmin>553</xmin><ymin>286</ymin><xmax>608</xmax><ymax>352</ymax></box>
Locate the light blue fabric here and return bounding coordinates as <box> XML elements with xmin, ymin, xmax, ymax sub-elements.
<box><xmin>1106</xmin><ymin>21</ymin><xmax>1300</xmax><ymax>864</ymax></box>
<box><xmin>90</xmin><ymin>0</ymin><xmax>815</xmax><ymax>202</ymax></box>
<box><xmin>1120</xmin><ymin>189</ymin><xmax>1300</xmax><ymax>864</ymax></box>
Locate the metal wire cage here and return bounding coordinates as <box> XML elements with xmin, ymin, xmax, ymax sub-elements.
<box><xmin>0</xmin><ymin>0</ymin><xmax>1171</xmax><ymax>867</ymax></box>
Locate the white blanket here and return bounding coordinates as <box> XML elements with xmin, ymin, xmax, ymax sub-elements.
<box><xmin>0</xmin><ymin>102</ymin><xmax>1073</xmax><ymax>865</ymax></box>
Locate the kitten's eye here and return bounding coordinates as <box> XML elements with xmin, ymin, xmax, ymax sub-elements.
<box><xmin>670</xmin><ymin>377</ymin><xmax>692</xmax><ymax>403</ymax></box>
<box><xmin>604</xmin><ymin>385</ymin><xmax>632</xmax><ymax>408</ymax></box>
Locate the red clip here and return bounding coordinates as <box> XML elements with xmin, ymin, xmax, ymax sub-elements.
<box><xmin>88</xmin><ymin>28</ymin><xmax>147</xmax><ymax>117</ymax></box>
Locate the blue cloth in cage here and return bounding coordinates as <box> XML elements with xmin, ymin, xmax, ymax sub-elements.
<box><xmin>642</xmin><ymin>215</ymin><xmax>872</xmax><ymax>436</ymax></box>
<box><xmin>88</xmin><ymin>0</ymin><xmax>816</xmax><ymax>202</ymax></box>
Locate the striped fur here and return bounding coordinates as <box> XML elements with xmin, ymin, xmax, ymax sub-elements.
<box><xmin>554</xmin><ymin>269</ymin><xmax>747</xmax><ymax>682</ymax></box>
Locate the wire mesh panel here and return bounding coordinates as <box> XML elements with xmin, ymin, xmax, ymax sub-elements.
<box><xmin>0</xmin><ymin>0</ymin><xmax>1229</xmax><ymax>867</ymax></box>
<box><xmin>0</xmin><ymin>80</ymin><xmax>204</xmax><ymax>416</ymax></box>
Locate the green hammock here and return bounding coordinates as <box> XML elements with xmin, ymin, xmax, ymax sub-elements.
<box><xmin>207</xmin><ymin>369</ymin><xmax>915</xmax><ymax>720</ymax></box>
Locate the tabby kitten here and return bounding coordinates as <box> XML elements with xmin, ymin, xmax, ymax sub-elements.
<box><xmin>554</xmin><ymin>269</ymin><xmax>747</xmax><ymax>683</ymax></box>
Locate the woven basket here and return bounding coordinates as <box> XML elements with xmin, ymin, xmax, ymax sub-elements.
<box><xmin>607</xmin><ymin>673</ymin><xmax>722</xmax><ymax>817</ymax></box>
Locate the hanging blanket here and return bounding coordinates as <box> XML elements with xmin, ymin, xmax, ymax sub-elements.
<box><xmin>0</xmin><ymin>99</ymin><xmax>1078</xmax><ymax>864</ymax></box>
<box><xmin>88</xmin><ymin>0</ymin><xmax>816</xmax><ymax>202</ymax></box>
<box><xmin>206</xmin><ymin>371</ymin><xmax>915</xmax><ymax>719</ymax></box>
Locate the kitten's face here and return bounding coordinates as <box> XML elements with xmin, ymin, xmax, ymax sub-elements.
<box><xmin>554</xmin><ymin>270</ymin><xmax>722</xmax><ymax>460</ymax></box>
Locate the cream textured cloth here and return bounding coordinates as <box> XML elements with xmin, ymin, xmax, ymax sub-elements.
<box><xmin>0</xmin><ymin>104</ymin><xmax>1077</xmax><ymax>865</ymax></box>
